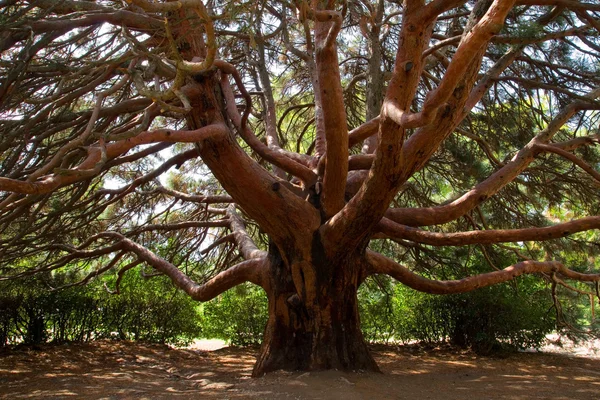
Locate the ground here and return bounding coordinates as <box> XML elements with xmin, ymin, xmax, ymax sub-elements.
<box><xmin>1</xmin><ymin>340</ymin><xmax>599</xmax><ymax>399</ymax></box>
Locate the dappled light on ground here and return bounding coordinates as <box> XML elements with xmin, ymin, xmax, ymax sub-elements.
<box><xmin>1</xmin><ymin>341</ymin><xmax>599</xmax><ymax>399</ymax></box>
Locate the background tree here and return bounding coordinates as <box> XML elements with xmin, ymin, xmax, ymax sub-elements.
<box><xmin>1</xmin><ymin>0</ymin><xmax>600</xmax><ymax>375</ymax></box>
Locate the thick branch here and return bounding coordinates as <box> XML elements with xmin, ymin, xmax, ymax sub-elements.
<box><xmin>348</xmin><ymin>117</ymin><xmax>380</xmax><ymax>148</ymax></box>
<box><xmin>103</xmin><ymin>233</ymin><xmax>269</xmax><ymax>300</ymax></box>
<box><xmin>0</xmin><ymin>123</ymin><xmax>229</xmax><ymax>196</ymax></box>
<box><xmin>393</xmin><ymin>0</ymin><xmax>516</xmax><ymax>129</ymax></box>
<box><xmin>387</xmin><ymin>88</ymin><xmax>600</xmax><ymax>227</ymax></box>
<box><xmin>321</xmin><ymin>1</ymin><xmax>431</xmax><ymax>255</ymax></box>
<box><xmin>313</xmin><ymin>10</ymin><xmax>349</xmax><ymax>219</ymax></box>
<box><xmin>366</xmin><ymin>250</ymin><xmax>600</xmax><ymax>294</ymax></box>
<box><xmin>27</xmin><ymin>10</ymin><xmax>163</xmax><ymax>34</ymax></box>
<box><xmin>377</xmin><ymin>216</ymin><xmax>600</xmax><ymax>246</ymax></box>
<box><xmin>226</xmin><ymin>205</ymin><xmax>268</xmax><ymax>260</ymax></box>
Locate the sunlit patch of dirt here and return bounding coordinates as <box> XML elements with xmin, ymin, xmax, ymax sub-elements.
<box><xmin>1</xmin><ymin>340</ymin><xmax>599</xmax><ymax>399</ymax></box>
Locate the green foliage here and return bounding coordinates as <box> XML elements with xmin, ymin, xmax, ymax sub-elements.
<box><xmin>359</xmin><ymin>276</ymin><xmax>556</xmax><ymax>353</ymax></box>
<box><xmin>0</xmin><ymin>280</ymin><xmax>98</xmax><ymax>346</ymax></box>
<box><xmin>0</xmin><ymin>264</ymin><xmax>590</xmax><ymax>352</ymax></box>
<box><xmin>201</xmin><ymin>283</ymin><xmax>268</xmax><ymax>346</ymax></box>
<box><xmin>100</xmin><ymin>271</ymin><xmax>202</xmax><ymax>345</ymax></box>
<box><xmin>0</xmin><ymin>270</ymin><xmax>201</xmax><ymax>347</ymax></box>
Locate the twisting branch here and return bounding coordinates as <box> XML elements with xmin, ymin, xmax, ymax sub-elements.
<box><xmin>377</xmin><ymin>216</ymin><xmax>600</xmax><ymax>246</ymax></box>
<box><xmin>128</xmin><ymin>0</ymin><xmax>216</xmax><ymax>71</ymax></box>
<box><xmin>366</xmin><ymin>250</ymin><xmax>600</xmax><ymax>294</ymax></box>
<box><xmin>200</xmin><ymin>234</ymin><xmax>235</xmax><ymax>256</ymax></box>
<box><xmin>50</xmin><ymin>251</ymin><xmax>127</xmax><ymax>291</ymax></box>
<box><xmin>0</xmin><ymin>241</ymin><xmax>126</xmax><ymax>281</ymax></box>
<box><xmin>226</xmin><ymin>205</ymin><xmax>268</xmax><ymax>260</ymax></box>
<box><xmin>97</xmin><ymin>232</ymin><xmax>269</xmax><ymax>301</ymax></box>
<box><xmin>387</xmin><ymin>0</ymin><xmax>516</xmax><ymax>129</ymax></box>
<box><xmin>104</xmin><ymin>259</ymin><xmax>143</xmax><ymax>295</ymax></box>
<box><xmin>219</xmin><ymin>74</ymin><xmax>317</xmax><ymax>185</ymax></box>
<box><xmin>96</xmin><ymin>149</ymin><xmax>202</xmax><ymax>202</ymax></box>
<box><xmin>387</xmin><ymin>87</ymin><xmax>600</xmax><ymax>227</ymax></box>
<box><xmin>26</xmin><ymin>71</ymin><xmax>131</xmax><ymax>182</ymax></box>
<box><xmin>535</xmin><ymin>143</ymin><xmax>600</xmax><ymax>183</ymax></box>
<box><xmin>348</xmin><ymin>117</ymin><xmax>380</xmax><ymax>148</ymax></box>
<box><xmin>0</xmin><ymin>123</ymin><xmax>229</xmax><ymax>197</ymax></box>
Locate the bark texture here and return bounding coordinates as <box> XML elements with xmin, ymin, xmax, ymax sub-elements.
<box><xmin>253</xmin><ymin>245</ymin><xmax>378</xmax><ymax>376</ymax></box>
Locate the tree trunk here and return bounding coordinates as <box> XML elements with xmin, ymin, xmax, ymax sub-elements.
<box><xmin>184</xmin><ymin>74</ymin><xmax>378</xmax><ymax>377</ymax></box>
<box><xmin>252</xmin><ymin>248</ymin><xmax>379</xmax><ymax>377</ymax></box>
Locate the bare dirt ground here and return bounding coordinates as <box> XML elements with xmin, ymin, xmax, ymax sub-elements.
<box><xmin>1</xmin><ymin>340</ymin><xmax>599</xmax><ymax>400</ymax></box>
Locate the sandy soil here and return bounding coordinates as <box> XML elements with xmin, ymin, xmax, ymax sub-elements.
<box><xmin>1</xmin><ymin>341</ymin><xmax>599</xmax><ymax>399</ymax></box>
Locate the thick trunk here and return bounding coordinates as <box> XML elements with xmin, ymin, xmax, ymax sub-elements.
<box><xmin>252</xmin><ymin>249</ymin><xmax>379</xmax><ymax>377</ymax></box>
<box><xmin>183</xmin><ymin>72</ymin><xmax>377</xmax><ymax>377</ymax></box>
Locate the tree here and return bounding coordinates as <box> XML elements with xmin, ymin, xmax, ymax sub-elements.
<box><xmin>1</xmin><ymin>0</ymin><xmax>600</xmax><ymax>376</ymax></box>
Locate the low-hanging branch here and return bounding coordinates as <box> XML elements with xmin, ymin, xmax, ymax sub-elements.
<box><xmin>95</xmin><ymin>232</ymin><xmax>269</xmax><ymax>301</ymax></box>
<box><xmin>366</xmin><ymin>251</ymin><xmax>600</xmax><ymax>295</ymax></box>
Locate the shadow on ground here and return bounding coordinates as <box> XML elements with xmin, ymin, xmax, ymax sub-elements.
<box><xmin>1</xmin><ymin>341</ymin><xmax>599</xmax><ymax>399</ymax></box>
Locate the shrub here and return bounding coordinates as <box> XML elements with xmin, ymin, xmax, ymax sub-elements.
<box><xmin>201</xmin><ymin>283</ymin><xmax>268</xmax><ymax>346</ymax></box>
<box><xmin>359</xmin><ymin>275</ymin><xmax>556</xmax><ymax>353</ymax></box>
<box><xmin>0</xmin><ymin>270</ymin><xmax>202</xmax><ymax>347</ymax></box>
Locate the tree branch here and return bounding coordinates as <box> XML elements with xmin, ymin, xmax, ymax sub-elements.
<box><xmin>377</xmin><ymin>216</ymin><xmax>600</xmax><ymax>246</ymax></box>
<box><xmin>226</xmin><ymin>205</ymin><xmax>268</xmax><ymax>260</ymax></box>
<box><xmin>392</xmin><ymin>0</ymin><xmax>516</xmax><ymax>129</ymax></box>
<box><xmin>131</xmin><ymin>220</ymin><xmax>230</xmax><ymax>234</ymax></box>
<box><xmin>99</xmin><ymin>232</ymin><xmax>269</xmax><ymax>301</ymax></box>
<box><xmin>536</xmin><ymin>143</ymin><xmax>600</xmax><ymax>183</ymax></box>
<box><xmin>219</xmin><ymin>75</ymin><xmax>317</xmax><ymax>185</ymax></box>
<box><xmin>313</xmin><ymin>8</ymin><xmax>349</xmax><ymax>219</ymax></box>
<box><xmin>366</xmin><ymin>250</ymin><xmax>600</xmax><ymax>294</ymax></box>
<box><xmin>348</xmin><ymin>117</ymin><xmax>380</xmax><ymax>148</ymax></box>
<box><xmin>387</xmin><ymin>87</ymin><xmax>600</xmax><ymax>227</ymax></box>
<box><xmin>153</xmin><ymin>185</ymin><xmax>234</xmax><ymax>204</ymax></box>
<box><xmin>0</xmin><ymin>123</ymin><xmax>229</xmax><ymax>197</ymax></box>
<box><xmin>320</xmin><ymin>0</ymin><xmax>432</xmax><ymax>255</ymax></box>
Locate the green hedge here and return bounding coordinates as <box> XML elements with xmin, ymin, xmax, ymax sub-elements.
<box><xmin>359</xmin><ymin>275</ymin><xmax>556</xmax><ymax>353</ymax></box>
<box><xmin>0</xmin><ymin>269</ymin><xmax>568</xmax><ymax>353</ymax></box>
<box><xmin>200</xmin><ymin>283</ymin><xmax>268</xmax><ymax>346</ymax></box>
<box><xmin>0</xmin><ymin>271</ymin><xmax>201</xmax><ymax>347</ymax></box>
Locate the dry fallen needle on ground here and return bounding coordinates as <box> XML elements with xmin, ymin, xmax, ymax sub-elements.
<box><xmin>1</xmin><ymin>340</ymin><xmax>599</xmax><ymax>400</ymax></box>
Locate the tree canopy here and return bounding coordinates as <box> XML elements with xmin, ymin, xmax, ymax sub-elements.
<box><xmin>1</xmin><ymin>0</ymin><xmax>599</xmax><ymax>374</ymax></box>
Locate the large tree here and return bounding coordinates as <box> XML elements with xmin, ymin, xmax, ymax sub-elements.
<box><xmin>1</xmin><ymin>0</ymin><xmax>600</xmax><ymax>375</ymax></box>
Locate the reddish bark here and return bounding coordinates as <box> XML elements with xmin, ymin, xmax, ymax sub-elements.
<box><xmin>1</xmin><ymin>0</ymin><xmax>600</xmax><ymax>376</ymax></box>
<box><xmin>254</xmin><ymin>248</ymin><xmax>378</xmax><ymax>376</ymax></box>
